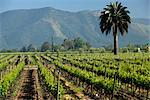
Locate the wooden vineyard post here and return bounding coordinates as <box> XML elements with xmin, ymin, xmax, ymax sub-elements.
<box><xmin>111</xmin><ymin>71</ymin><xmax>117</xmax><ymax>99</ymax></box>
<box><xmin>57</xmin><ymin>51</ymin><xmax>59</xmax><ymax>57</ymax></box>
<box><xmin>91</xmin><ymin>62</ymin><xmax>95</xmax><ymax>93</ymax></box>
<box><xmin>54</xmin><ymin>69</ymin><xmax>56</xmax><ymax>83</ymax></box>
<box><xmin>111</xmin><ymin>66</ymin><xmax>119</xmax><ymax>100</ymax></box>
<box><xmin>104</xmin><ymin>65</ymin><xmax>107</xmax><ymax>79</ymax></box>
<box><xmin>0</xmin><ymin>71</ymin><xmax>3</xmax><ymax>80</ymax></box>
<box><xmin>146</xmin><ymin>89</ymin><xmax>149</xmax><ymax>100</ymax></box>
<box><xmin>132</xmin><ymin>65</ymin><xmax>134</xmax><ymax>96</ymax></box>
<box><xmin>57</xmin><ymin>70</ymin><xmax>60</xmax><ymax>100</ymax></box>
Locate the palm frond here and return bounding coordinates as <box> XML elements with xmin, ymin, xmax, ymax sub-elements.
<box><xmin>99</xmin><ymin>1</ymin><xmax>131</xmax><ymax>36</ymax></box>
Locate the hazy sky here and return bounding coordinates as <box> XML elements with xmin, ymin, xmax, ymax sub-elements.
<box><xmin>0</xmin><ymin>0</ymin><xmax>149</xmax><ymax>18</ymax></box>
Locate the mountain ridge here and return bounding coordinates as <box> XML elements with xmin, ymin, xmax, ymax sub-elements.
<box><xmin>0</xmin><ymin>7</ymin><xmax>149</xmax><ymax>49</ymax></box>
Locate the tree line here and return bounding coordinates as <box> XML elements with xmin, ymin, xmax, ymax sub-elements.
<box><xmin>19</xmin><ymin>37</ymin><xmax>91</xmax><ymax>52</ymax></box>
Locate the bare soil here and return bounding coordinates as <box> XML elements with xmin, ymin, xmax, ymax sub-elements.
<box><xmin>15</xmin><ymin>66</ymin><xmax>43</xmax><ymax>100</ymax></box>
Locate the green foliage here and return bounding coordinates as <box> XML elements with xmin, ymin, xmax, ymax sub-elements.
<box><xmin>99</xmin><ymin>2</ymin><xmax>131</xmax><ymax>35</ymax></box>
<box><xmin>73</xmin><ymin>37</ymin><xmax>85</xmax><ymax>49</ymax></box>
<box><xmin>99</xmin><ymin>2</ymin><xmax>131</xmax><ymax>54</ymax></box>
<box><xmin>0</xmin><ymin>61</ymin><xmax>25</xmax><ymax>96</ymax></box>
<box><xmin>27</xmin><ymin>44</ymin><xmax>36</xmax><ymax>52</ymax></box>
<box><xmin>37</xmin><ymin>59</ymin><xmax>64</xmax><ymax>98</ymax></box>
<box><xmin>61</xmin><ymin>37</ymin><xmax>91</xmax><ymax>50</ymax></box>
<box><xmin>0</xmin><ymin>55</ymin><xmax>14</xmax><ymax>71</ymax></box>
<box><xmin>20</xmin><ymin>46</ymin><xmax>27</xmax><ymax>52</ymax></box>
<box><xmin>62</xmin><ymin>39</ymin><xmax>74</xmax><ymax>50</ymax></box>
<box><xmin>41</xmin><ymin>42</ymin><xmax>51</xmax><ymax>52</ymax></box>
<box><xmin>43</xmin><ymin>52</ymin><xmax>150</xmax><ymax>93</ymax></box>
<box><xmin>42</xmin><ymin>55</ymin><xmax>117</xmax><ymax>93</ymax></box>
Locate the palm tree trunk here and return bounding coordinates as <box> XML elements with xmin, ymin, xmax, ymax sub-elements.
<box><xmin>114</xmin><ymin>35</ymin><xmax>118</xmax><ymax>55</ymax></box>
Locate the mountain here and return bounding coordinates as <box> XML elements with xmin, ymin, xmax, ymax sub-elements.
<box><xmin>0</xmin><ymin>7</ymin><xmax>149</xmax><ymax>49</ymax></box>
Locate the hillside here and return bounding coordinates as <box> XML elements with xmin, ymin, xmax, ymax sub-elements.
<box><xmin>0</xmin><ymin>7</ymin><xmax>149</xmax><ymax>49</ymax></box>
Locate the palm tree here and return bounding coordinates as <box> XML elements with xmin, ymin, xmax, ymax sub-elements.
<box><xmin>99</xmin><ymin>2</ymin><xmax>131</xmax><ymax>55</ymax></box>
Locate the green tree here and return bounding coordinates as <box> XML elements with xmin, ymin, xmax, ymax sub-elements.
<box><xmin>62</xmin><ymin>39</ymin><xmax>74</xmax><ymax>50</ymax></box>
<box><xmin>53</xmin><ymin>45</ymin><xmax>62</xmax><ymax>52</ymax></box>
<box><xmin>27</xmin><ymin>44</ymin><xmax>36</xmax><ymax>52</ymax></box>
<box><xmin>41</xmin><ymin>42</ymin><xmax>51</xmax><ymax>52</ymax></box>
<box><xmin>99</xmin><ymin>2</ymin><xmax>131</xmax><ymax>55</ymax></box>
<box><xmin>85</xmin><ymin>42</ymin><xmax>91</xmax><ymax>49</ymax></box>
<box><xmin>127</xmin><ymin>43</ymin><xmax>135</xmax><ymax>52</ymax></box>
<box><xmin>73</xmin><ymin>37</ymin><xmax>85</xmax><ymax>49</ymax></box>
<box><xmin>20</xmin><ymin>46</ymin><xmax>26</xmax><ymax>52</ymax></box>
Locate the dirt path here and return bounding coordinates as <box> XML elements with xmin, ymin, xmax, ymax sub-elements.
<box><xmin>15</xmin><ymin>66</ymin><xmax>43</xmax><ymax>100</ymax></box>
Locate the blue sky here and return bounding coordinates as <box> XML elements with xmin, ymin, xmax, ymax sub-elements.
<box><xmin>0</xmin><ymin>0</ymin><xmax>149</xmax><ymax>18</ymax></box>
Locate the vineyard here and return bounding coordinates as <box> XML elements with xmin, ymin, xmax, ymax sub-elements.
<box><xmin>0</xmin><ymin>52</ymin><xmax>150</xmax><ymax>100</ymax></box>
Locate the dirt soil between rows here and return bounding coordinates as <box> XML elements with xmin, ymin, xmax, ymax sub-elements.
<box><xmin>15</xmin><ymin>66</ymin><xmax>43</xmax><ymax>100</ymax></box>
